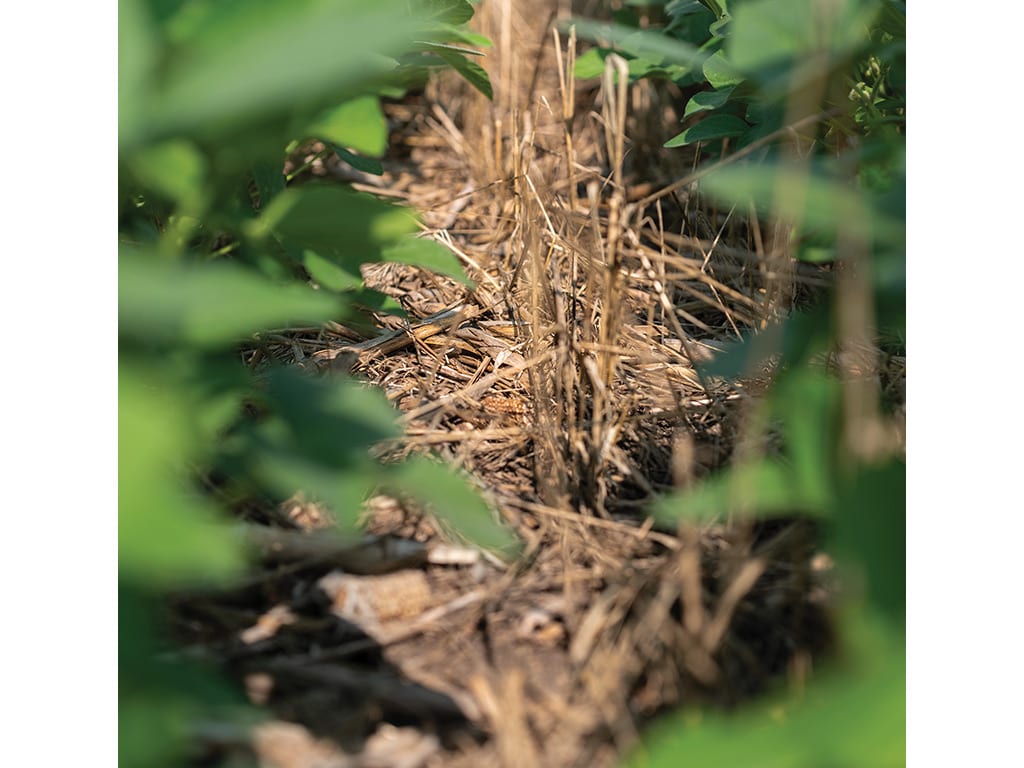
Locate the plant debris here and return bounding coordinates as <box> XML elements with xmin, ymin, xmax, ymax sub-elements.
<box><xmin>176</xmin><ymin>2</ymin><xmax>905</xmax><ymax>766</ymax></box>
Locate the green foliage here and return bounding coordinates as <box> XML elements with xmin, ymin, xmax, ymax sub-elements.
<box><xmin>626</xmin><ymin>610</ymin><xmax>905</xmax><ymax>768</ymax></box>
<box><xmin>574</xmin><ymin>1</ymin><xmax>905</xmax><ymax>765</ymax></box>
<box><xmin>119</xmin><ymin>0</ymin><xmax>499</xmax><ymax>762</ymax></box>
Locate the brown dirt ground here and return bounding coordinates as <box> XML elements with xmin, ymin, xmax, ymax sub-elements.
<box><xmin>174</xmin><ymin>2</ymin><xmax>906</xmax><ymax>766</ymax></box>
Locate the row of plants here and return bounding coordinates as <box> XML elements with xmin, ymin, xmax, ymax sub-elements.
<box><xmin>118</xmin><ymin>1</ymin><xmax>509</xmax><ymax>764</ymax></box>
<box><xmin>572</xmin><ymin>0</ymin><xmax>905</xmax><ymax>765</ymax></box>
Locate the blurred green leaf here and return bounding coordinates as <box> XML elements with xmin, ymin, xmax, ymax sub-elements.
<box><xmin>252</xmin><ymin>184</ymin><xmax>418</xmax><ymax>254</ymax></box>
<box><xmin>252</xmin><ymin>161</ymin><xmax>287</xmax><ymax>210</ymax></box>
<box><xmin>417</xmin><ymin>40</ymin><xmax>486</xmax><ymax>57</ymax></box>
<box><xmin>435</xmin><ymin>49</ymin><xmax>494</xmax><ymax>99</ymax></box>
<box><xmin>653</xmin><ymin>457</ymin><xmax>829</xmax><ymax>524</ymax></box>
<box><xmin>127</xmin><ymin>0</ymin><xmax>420</xmax><ymax>145</ymax></box>
<box><xmin>698</xmin><ymin>308</ymin><xmax>832</xmax><ymax>381</ymax></box>
<box><xmin>302</xmin><ymin>248</ymin><xmax>363</xmax><ymax>292</ymax></box>
<box><xmin>419</xmin><ymin>0</ymin><xmax>475</xmax><ymax>25</ymax></box>
<box><xmin>833</xmin><ymin>459</ymin><xmax>906</xmax><ymax>621</ymax></box>
<box><xmin>252</xmin><ymin>448</ymin><xmax>381</xmax><ymax>535</ymax></box>
<box><xmin>119</xmin><ymin>582</ymin><xmax>248</xmax><ymax>767</ymax></box>
<box><xmin>626</xmin><ymin>610</ymin><xmax>905</xmax><ymax>767</ymax></box>
<box><xmin>700</xmin><ymin>161</ymin><xmax>902</xmax><ymax>241</ymax></box>
<box><xmin>119</xmin><ymin>252</ymin><xmax>340</xmax><ymax>347</ymax></box>
<box><xmin>727</xmin><ymin>0</ymin><xmax>877</xmax><ymax>74</ymax></box>
<box><xmin>382</xmin><ymin>236</ymin><xmax>473</xmax><ymax>285</ymax></box>
<box><xmin>118</xmin><ymin>0</ymin><xmax>158</xmax><ymax>147</ymax></box>
<box><xmin>665</xmin><ymin>113</ymin><xmax>748</xmax><ymax>147</ymax></box>
<box><xmin>127</xmin><ymin>139</ymin><xmax>207</xmax><ymax>211</ymax></box>
<box><xmin>421</xmin><ymin>22</ymin><xmax>492</xmax><ymax>48</ymax></box>
<box><xmin>574</xmin><ymin>48</ymin><xmax>610</xmax><ymax>79</ymax></box>
<box><xmin>119</xmin><ymin>368</ymin><xmax>245</xmax><ymax>586</ymax></box>
<box><xmin>309</xmin><ymin>96</ymin><xmax>387</xmax><ymax>157</ymax></box>
<box><xmin>390</xmin><ymin>457</ymin><xmax>518</xmax><ymax>553</ymax></box>
<box><xmin>569</xmin><ymin>19</ymin><xmax>708</xmax><ymax>71</ymax></box>
<box><xmin>773</xmin><ymin>370</ymin><xmax>838</xmax><ymax>507</ymax></box>
<box><xmin>260</xmin><ymin>368</ymin><xmax>403</xmax><ymax>464</ymax></box>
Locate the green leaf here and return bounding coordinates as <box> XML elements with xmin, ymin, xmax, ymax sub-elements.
<box><xmin>653</xmin><ymin>458</ymin><xmax>829</xmax><ymax>523</ymax></box>
<box><xmin>252</xmin><ymin>161</ymin><xmax>286</xmax><ymax>210</ymax></box>
<box><xmin>574</xmin><ymin>48</ymin><xmax>609</xmax><ymax>80</ymax></box>
<box><xmin>626</xmin><ymin>611</ymin><xmax>904</xmax><ymax>767</ymax></box>
<box><xmin>698</xmin><ymin>0</ymin><xmax>730</xmax><ymax>18</ymax></box>
<box><xmin>683</xmin><ymin>86</ymin><xmax>735</xmax><ymax>118</ymax></box>
<box><xmin>435</xmin><ymin>49</ymin><xmax>494</xmax><ymax>99</ymax></box>
<box><xmin>302</xmin><ymin>249</ymin><xmax>363</xmax><ymax>292</ymax></box>
<box><xmin>119</xmin><ymin>368</ymin><xmax>245</xmax><ymax>586</ymax></box>
<box><xmin>118</xmin><ymin>0</ymin><xmax>158</xmax><ymax>146</ymax></box>
<box><xmin>390</xmin><ymin>457</ymin><xmax>518</xmax><ymax>553</ymax></box>
<box><xmin>253</xmin><ymin>448</ymin><xmax>381</xmax><ymax>535</ymax></box>
<box><xmin>700</xmin><ymin>161</ymin><xmax>903</xmax><ymax>241</ymax></box>
<box><xmin>421</xmin><ymin>22</ymin><xmax>492</xmax><ymax>48</ymax></box>
<box><xmin>569</xmin><ymin>20</ymin><xmax>708</xmax><ymax>71</ymax></box>
<box><xmin>308</xmin><ymin>96</ymin><xmax>387</xmax><ymax>157</ymax></box>
<box><xmin>833</xmin><ymin>459</ymin><xmax>906</xmax><ymax>621</ymax></box>
<box><xmin>333</xmin><ymin>146</ymin><xmax>384</xmax><ymax>176</ymax></box>
<box><xmin>252</xmin><ymin>185</ymin><xmax>418</xmax><ymax>254</ymax></box>
<box><xmin>419</xmin><ymin>0</ymin><xmax>475</xmax><ymax>25</ymax></box>
<box><xmin>127</xmin><ymin>142</ymin><xmax>207</xmax><ymax>211</ymax></box>
<box><xmin>134</xmin><ymin>0</ymin><xmax>420</xmax><ymax>143</ymax></box>
<box><xmin>772</xmin><ymin>370</ymin><xmax>838</xmax><ymax>508</ymax></box>
<box><xmin>664</xmin><ymin>114</ymin><xmax>748</xmax><ymax>147</ymax></box>
<box><xmin>727</xmin><ymin>0</ymin><xmax>877</xmax><ymax>74</ymax></box>
<box><xmin>382</xmin><ymin>236</ymin><xmax>473</xmax><ymax>286</ymax></box>
<box><xmin>119</xmin><ymin>250</ymin><xmax>339</xmax><ymax>347</ymax></box>
<box><xmin>702</xmin><ymin>49</ymin><xmax>743</xmax><ymax>88</ymax></box>
<box><xmin>698</xmin><ymin>308</ymin><xmax>829</xmax><ymax>381</ymax></box>
<box><xmin>417</xmin><ymin>40</ymin><xmax>486</xmax><ymax>57</ymax></box>
<box><xmin>260</xmin><ymin>369</ymin><xmax>403</xmax><ymax>465</ymax></box>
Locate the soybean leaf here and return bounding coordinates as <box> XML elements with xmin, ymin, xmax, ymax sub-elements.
<box><xmin>119</xmin><ymin>253</ymin><xmax>340</xmax><ymax>348</ymax></box>
<box><xmin>727</xmin><ymin>0</ymin><xmax>877</xmax><ymax>74</ymax></box>
<box><xmin>302</xmin><ymin>249</ymin><xmax>363</xmax><ymax>292</ymax></box>
<box><xmin>382</xmin><ymin>236</ymin><xmax>473</xmax><ymax>286</ymax></box>
<box><xmin>252</xmin><ymin>448</ymin><xmax>382</xmax><ymax>535</ymax></box>
<box><xmin>417</xmin><ymin>40</ymin><xmax>486</xmax><ymax>57</ymax></box>
<box><xmin>138</xmin><ymin>0</ymin><xmax>419</xmax><ymax>143</ymax></box>
<box><xmin>118</xmin><ymin>0</ymin><xmax>158</xmax><ymax>146</ymax></box>
<box><xmin>251</xmin><ymin>161</ymin><xmax>286</xmax><ymax>210</ymax></box>
<box><xmin>252</xmin><ymin>185</ymin><xmax>418</xmax><ymax>254</ymax></box>
<box><xmin>682</xmin><ymin>86</ymin><xmax>735</xmax><ymax>118</ymax></box>
<box><xmin>574</xmin><ymin>48</ymin><xmax>610</xmax><ymax>79</ymax></box>
<box><xmin>421</xmin><ymin>22</ymin><xmax>492</xmax><ymax>48</ymax></box>
<box><xmin>569</xmin><ymin>19</ymin><xmax>708</xmax><ymax>71</ymax></box>
<box><xmin>119</xmin><ymin>368</ymin><xmax>245</xmax><ymax>585</ymax></box>
<box><xmin>664</xmin><ymin>114</ymin><xmax>748</xmax><ymax>147</ymax></box>
<box><xmin>700</xmin><ymin>161</ymin><xmax>903</xmax><ymax>241</ymax></box>
<box><xmin>626</xmin><ymin>612</ymin><xmax>905</xmax><ymax>767</ymax></box>
<box><xmin>702</xmin><ymin>49</ymin><xmax>743</xmax><ymax>88</ymax></box>
<box><xmin>260</xmin><ymin>368</ymin><xmax>402</xmax><ymax>466</ymax></box>
<box><xmin>308</xmin><ymin>96</ymin><xmax>387</xmax><ymax>157</ymax></box>
<box><xmin>127</xmin><ymin>139</ymin><xmax>207</xmax><ymax>211</ymax></box>
<box><xmin>772</xmin><ymin>370</ymin><xmax>838</xmax><ymax>508</ymax></box>
<box><xmin>833</xmin><ymin>459</ymin><xmax>906</xmax><ymax>621</ymax></box>
<box><xmin>653</xmin><ymin>458</ymin><xmax>829</xmax><ymax>524</ymax></box>
<box><xmin>419</xmin><ymin>0</ymin><xmax>475</xmax><ymax>25</ymax></box>
<box><xmin>698</xmin><ymin>308</ymin><xmax>829</xmax><ymax>380</ymax></box>
<box><xmin>434</xmin><ymin>49</ymin><xmax>494</xmax><ymax>99</ymax></box>
<box><xmin>332</xmin><ymin>146</ymin><xmax>384</xmax><ymax>176</ymax></box>
<box><xmin>390</xmin><ymin>457</ymin><xmax>519</xmax><ymax>553</ymax></box>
